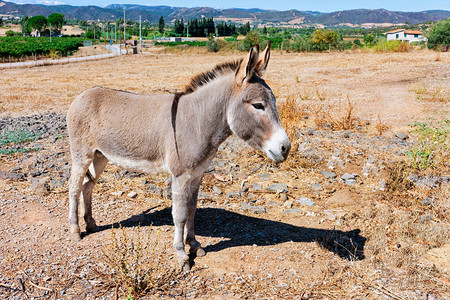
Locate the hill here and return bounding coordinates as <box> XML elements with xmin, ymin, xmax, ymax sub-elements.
<box><xmin>0</xmin><ymin>1</ymin><xmax>449</xmax><ymax>26</ymax></box>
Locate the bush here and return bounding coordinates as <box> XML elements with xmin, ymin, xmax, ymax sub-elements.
<box><xmin>206</xmin><ymin>38</ymin><xmax>227</xmax><ymax>52</ymax></box>
<box><xmin>426</xmin><ymin>18</ymin><xmax>450</xmax><ymax>50</ymax></box>
<box><xmin>373</xmin><ymin>40</ymin><xmax>412</xmax><ymax>52</ymax></box>
<box><xmin>5</xmin><ymin>30</ymin><xmax>19</xmax><ymax>37</ymax></box>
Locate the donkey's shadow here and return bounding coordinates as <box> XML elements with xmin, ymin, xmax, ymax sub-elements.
<box><xmin>97</xmin><ymin>206</ymin><xmax>366</xmax><ymax>261</ymax></box>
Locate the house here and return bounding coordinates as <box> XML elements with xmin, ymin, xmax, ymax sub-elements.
<box><xmin>385</xmin><ymin>29</ymin><xmax>427</xmax><ymax>44</ymax></box>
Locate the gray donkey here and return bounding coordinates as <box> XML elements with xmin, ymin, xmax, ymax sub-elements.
<box><xmin>67</xmin><ymin>42</ymin><xmax>291</xmax><ymax>270</ymax></box>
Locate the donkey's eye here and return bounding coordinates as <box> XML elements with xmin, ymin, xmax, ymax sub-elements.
<box><xmin>252</xmin><ymin>103</ymin><xmax>265</xmax><ymax>111</ymax></box>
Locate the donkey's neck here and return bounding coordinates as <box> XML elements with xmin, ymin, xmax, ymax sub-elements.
<box><xmin>172</xmin><ymin>74</ymin><xmax>234</xmax><ymax>171</ymax></box>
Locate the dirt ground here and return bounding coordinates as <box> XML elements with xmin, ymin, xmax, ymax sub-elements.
<box><xmin>0</xmin><ymin>49</ymin><xmax>449</xmax><ymax>299</ymax></box>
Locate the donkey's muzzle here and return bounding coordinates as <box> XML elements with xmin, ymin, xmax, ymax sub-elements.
<box><xmin>264</xmin><ymin>128</ymin><xmax>291</xmax><ymax>163</ymax></box>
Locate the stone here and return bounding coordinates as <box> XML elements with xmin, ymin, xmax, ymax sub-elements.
<box><xmin>227</xmin><ymin>191</ymin><xmax>242</xmax><ymax>198</ymax></box>
<box><xmin>241</xmin><ymin>201</ymin><xmax>253</xmax><ymax>210</ymax></box>
<box><xmin>284</xmin><ymin>200</ymin><xmax>293</xmax><ymax>208</ymax></box>
<box><xmin>394</xmin><ymin>132</ymin><xmax>409</xmax><ymax>140</ymax></box>
<box><xmin>296</xmin><ymin>197</ymin><xmax>316</xmax><ymax>206</ymax></box>
<box><xmin>323</xmin><ymin>209</ymin><xmax>336</xmax><ymax>221</ymax></box>
<box><xmin>312</xmin><ymin>183</ymin><xmax>323</xmax><ymax>191</ymax></box>
<box><xmin>252</xmin><ymin>183</ymin><xmax>262</xmax><ymax>191</ymax></box>
<box><xmin>341</xmin><ymin>173</ymin><xmax>355</xmax><ymax>180</ymax></box>
<box><xmin>266</xmin><ymin>183</ymin><xmax>288</xmax><ymax>193</ymax></box>
<box><xmin>267</xmin><ymin>201</ymin><xmax>281</xmax><ymax>207</ymax></box>
<box><xmin>127</xmin><ymin>191</ymin><xmax>138</xmax><ymax>198</ymax></box>
<box><xmin>279</xmin><ymin>193</ymin><xmax>288</xmax><ymax>202</ymax></box>
<box><xmin>320</xmin><ymin>170</ymin><xmax>337</xmax><ymax>179</ymax></box>
<box><xmin>112</xmin><ymin>191</ymin><xmax>124</xmax><ymax>196</ymax></box>
<box><xmin>251</xmin><ymin>206</ymin><xmax>267</xmax><ymax>214</ymax></box>
<box><xmin>212</xmin><ymin>186</ymin><xmax>223</xmax><ymax>195</ymax></box>
<box><xmin>345</xmin><ymin>179</ymin><xmax>358</xmax><ymax>186</ymax></box>
<box><xmin>282</xmin><ymin>208</ymin><xmax>303</xmax><ymax>214</ymax></box>
<box><xmin>30</xmin><ymin>181</ymin><xmax>50</xmax><ymax>196</ymax></box>
<box><xmin>421</xmin><ymin>198</ymin><xmax>433</xmax><ymax>205</ymax></box>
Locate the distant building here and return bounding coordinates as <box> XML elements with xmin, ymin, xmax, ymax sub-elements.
<box><xmin>385</xmin><ymin>29</ymin><xmax>427</xmax><ymax>44</ymax></box>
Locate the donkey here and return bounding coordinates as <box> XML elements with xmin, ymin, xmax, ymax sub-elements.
<box><xmin>67</xmin><ymin>42</ymin><xmax>291</xmax><ymax>270</ymax></box>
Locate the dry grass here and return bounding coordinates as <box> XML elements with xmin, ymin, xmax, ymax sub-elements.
<box><xmin>313</xmin><ymin>96</ymin><xmax>359</xmax><ymax>130</ymax></box>
<box><xmin>100</xmin><ymin>225</ymin><xmax>180</xmax><ymax>299</ymax></box>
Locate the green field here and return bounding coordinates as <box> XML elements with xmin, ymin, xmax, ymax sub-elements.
<box><xmin>0</xmin><ymin>36</ymin><xmax>85</xmax><ymax>59</ymax></box>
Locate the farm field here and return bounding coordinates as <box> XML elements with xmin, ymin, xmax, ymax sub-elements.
<box><xmin>0</xmin><ymin>49</ymin><xmax>449</xmax><ymax>299</ymax></box>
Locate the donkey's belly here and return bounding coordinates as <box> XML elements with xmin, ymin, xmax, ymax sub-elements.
<box><xmin>101</xmin><ymin>151</ymin><xmax>169</xmax><ymax>175</ymax></box>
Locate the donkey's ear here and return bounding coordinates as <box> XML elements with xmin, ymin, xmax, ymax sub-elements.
<box><xmin>235</xmin><ymin>45</ymin><xmax>259</xmax><ymax>86</ymax></box>
<box><xmin>255</xmin><ymin>41</ymin><xmax>271</xmax><ymax>76</ymax></box>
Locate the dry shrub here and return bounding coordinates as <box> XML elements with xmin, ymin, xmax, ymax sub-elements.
<box><xmin>384</xmin><ymin>161</ymin><xmax>414</xmax><ymax>196</ymax></box>
<box><xmin>278</xmin><ymin>94</ymin><xmax>307</xmax><ymax>142</ymax></box>
<box><xmin>363</xmin><ymin>203</ymin><xmax>448</xmax><ymax>287</ymax></box>
<box><xmin>314</xmin><ymin>97</ymin><xmax>359</xmax><ymax>130</ymax></box>
<box><xmin>375</xmin><ymin>114</ymin><xmax>389</xmax><ymax>136</ymax></box>
<box><xmin>101</xmin><ymin>225</ymin><xmax>180</xmax><ymax>299</ymax></box>
<box><xmin>395</xmin><ymin>41</ymin><xmax>413</xmax><ymax>52</ymax></box>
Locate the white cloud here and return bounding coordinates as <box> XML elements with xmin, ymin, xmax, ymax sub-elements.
<box><xmin>11</xmin><ymin>0</ymin><xmax>67</xmax><ymax>5</ymax></box>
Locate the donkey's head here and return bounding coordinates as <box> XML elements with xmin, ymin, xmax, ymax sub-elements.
<box><xmin>227</xmin><ymin>42</ymin><xmax>291</xmax><ymax>163</ymax></box>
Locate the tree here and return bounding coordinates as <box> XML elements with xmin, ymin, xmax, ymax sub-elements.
<box><xmin>48</xmin><ymin>13</ymin><xmax>64</xmax><ymax>30</ymax></box>
<box><xmin>158</xmin><ymin>16</ymin><xmax>164</xmax><ymax>34</ymax></box>
<box><xmin>239</xmin><ymin>22</ymin><xmax>250</xmax><ymax>35</ymax></box>
<box><xmin>0</xmin><ymin>18</ymin><xmax>3</xmax><ymax>27</ymax></box>
<box><xmin>20</xmin><ymin>16</ymin><xmax>30</xmax><ymax>35</ymax></box>
<box><xmin>311</xmin><ymin>28</ymin><xmax>340</xmax><ymax>51</ymax></box>
<box><xmin>28</xmin><ymin>15</ymin><xmax>47</xmax><ymax>33</ymax></box>
<box><xmin>427</xmin><ymin>18</ymin><xmax>450</xmax><ymax>50</ymax></box>
<box><xmin>363</xmin><ymin>33</ymin><xmax>376</xmax><ymax>47</ymax></box>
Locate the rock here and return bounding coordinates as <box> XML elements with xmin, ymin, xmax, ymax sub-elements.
<box><xmin>421</xmin><ymin>198</ymin><xmax>433</xmax><ymax>205</ymax></box>
<box><xmin>343</xmin><ymin>131</ymin><xmax>351</xmax><ymax>138</ymax></box>
<box><xmin>212</xmin><ymin>186</ymin><xmax>223</xmax><ymax>195</ymax></box>
<box><xmin>30</xmin><ymin>181</ymin><xmax>50</xmax><ymax>196</ymax></box>
<box><xmin>320</xmin><ymin>170</ymin><xmax>337</xmax><ymax>180</ymax></box>
<box><xmin>266</xmin><ymin>183</ymin><xmax>288</xmax><ymax>193</ymax></box>
<box><xmin>284</xmin><ymin>200</ymin><xmax>293</xmax><ymax>208</ymax></box>
<box><xmin>323</xmin><ymin>209</ymin><xmax>336</xmax><ymax>221</ymax></box>
<box><xmin>345</xmin><ymin>179</ymin><xmax>358</xmax><ymax>186</ymax></box>
<box><xmin>341</xmin><ymin>173</ymin><xmax>355</xmax><ymax>180</ymax></box>
<box><xmin>252</xmin><ymin>183</ymin><xmax>262</xmax><ymax>191</ymax></box>
<box><xmin>267</xmin><ymin>201</ymin><xmax>281</xmax><ymax>207</ymax></box>
<box><xmin>50</xmin><ymin>179</ymin><xmax>65</xmax><ymax>189</ymax></box>
<box><xmin>112</xmin><ymin>191</ymin><xmax>124</xmax><ymax>196</ymax></box>
<box><xmin>251</xmin><ymin>206</ymin><xmax>267</xmax><ymax>214</ymax></box>
<box><xmin>394</xmin><ymin>132</ymin><xmax>409</xmax><ymax>140</ymax></box>
<box><xmin>227</xmin><ymin>191</ymin><xmax>242</xmax><ymax>198</ymax></box>
<box><xmin>296</xmin><ymin>197</ymin><xmax>316</xmax><ymax>206</ymax></box>
<box><xmin>279</xmin><ymin>193</ymin><xmax>288</xmax><ymax>202</ymax></box>
<box><xmin>282</xmin><ymin>208</ymin><xmax>303</xmax><ymax>214</ymax></box>
<box><xmin>312</xmin><ymin>183</ymin><xmax>323</xmax><ymax>191</ymax></box>
<box><xmin>241</xmin><ymin>202</ymin><xmax>253</xmax><ymax>210</ymax></box>
<box><xmin>127</xmin><ymin>191</ymin><xmax>138</xmax><ymax>198</ymax></box>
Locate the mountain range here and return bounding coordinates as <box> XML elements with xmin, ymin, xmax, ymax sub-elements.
<box><xmin>1</xmin><ymin>1</ymin><xmax>449</xmax><ymax>26</ymax></box>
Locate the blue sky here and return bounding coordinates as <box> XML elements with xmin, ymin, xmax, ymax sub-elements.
<box><xmin>7</xmin><ymin>0</ymin><xmax>450</xmax><ymax>12</ymax></box>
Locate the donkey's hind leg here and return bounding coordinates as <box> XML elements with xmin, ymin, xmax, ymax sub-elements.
<box><xmin>80</xmin><ymin>153</ymin><xmax>108</xmax><ymax>233</ymax></box>
<box><xmin>68</xmin><ymin>154</ymin><xmax>94</xmax><ymax>241</ymax></box>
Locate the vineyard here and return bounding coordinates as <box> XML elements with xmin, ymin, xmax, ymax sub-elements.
<box><xmin>0</xmin><ymin>37</ymin><xmax>85</xmax><ymax>61</ymax></box>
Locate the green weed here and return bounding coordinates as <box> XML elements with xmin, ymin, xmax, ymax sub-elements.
<box><xmin>406</xmin><ymin>120</ymin><xmax>450</xmax><ymax>170</ymax></box>
<box><xmin>0</xmin><ymin>129</ymin><xmax>41</xmax><ymax>155</ymax></box>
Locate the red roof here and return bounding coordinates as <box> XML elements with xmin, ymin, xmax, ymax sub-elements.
<box><xmin>385</xmin><ymin>29</ymin><xmax>423</xmax><ymax>35</ymax></box>
<box><xmin>404</xmin><ymin>30</ymin><xmax>423</xmax><ymax>35</ymax></box>
<box><xmin>385</xmin><ymin>29</ymin><xmax>404</xmax><ymax>34</ymax></box>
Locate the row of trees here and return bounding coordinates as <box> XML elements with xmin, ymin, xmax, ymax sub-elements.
<box><xmin>20</xmin><ymin>13</ymin><xmax>64</xmax><ymax>35</ymax></box>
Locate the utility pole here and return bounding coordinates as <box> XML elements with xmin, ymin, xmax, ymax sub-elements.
<box><xmin>139</xmin><ymin>15</ymin><xmax>142</xmax><ymax>53</ymax></box>
<box><xmin>123</xmin><ymin>7</ymin><xmax>126</xmax><ymax>53</ymax></box>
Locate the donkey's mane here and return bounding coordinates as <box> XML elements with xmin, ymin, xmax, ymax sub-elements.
<box><xmin>184</xmin><ymin>59</ymin><xmax>243</xmax><ymax>94</ymax></box>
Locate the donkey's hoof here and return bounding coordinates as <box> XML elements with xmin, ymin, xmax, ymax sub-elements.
<box><xmin>180</xmin><ymin>260</ymin><xmax>191</xmax><ymax>272</ymax></box>
<box><xmin>195</xmin><ymin>247</ymin><xmax>206</xmax><ymax>257</ymax></box>
<box><xmin>70</xmin><ymin>232</ymin><xmax>82</xmax><ymax>242</ymax></box>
